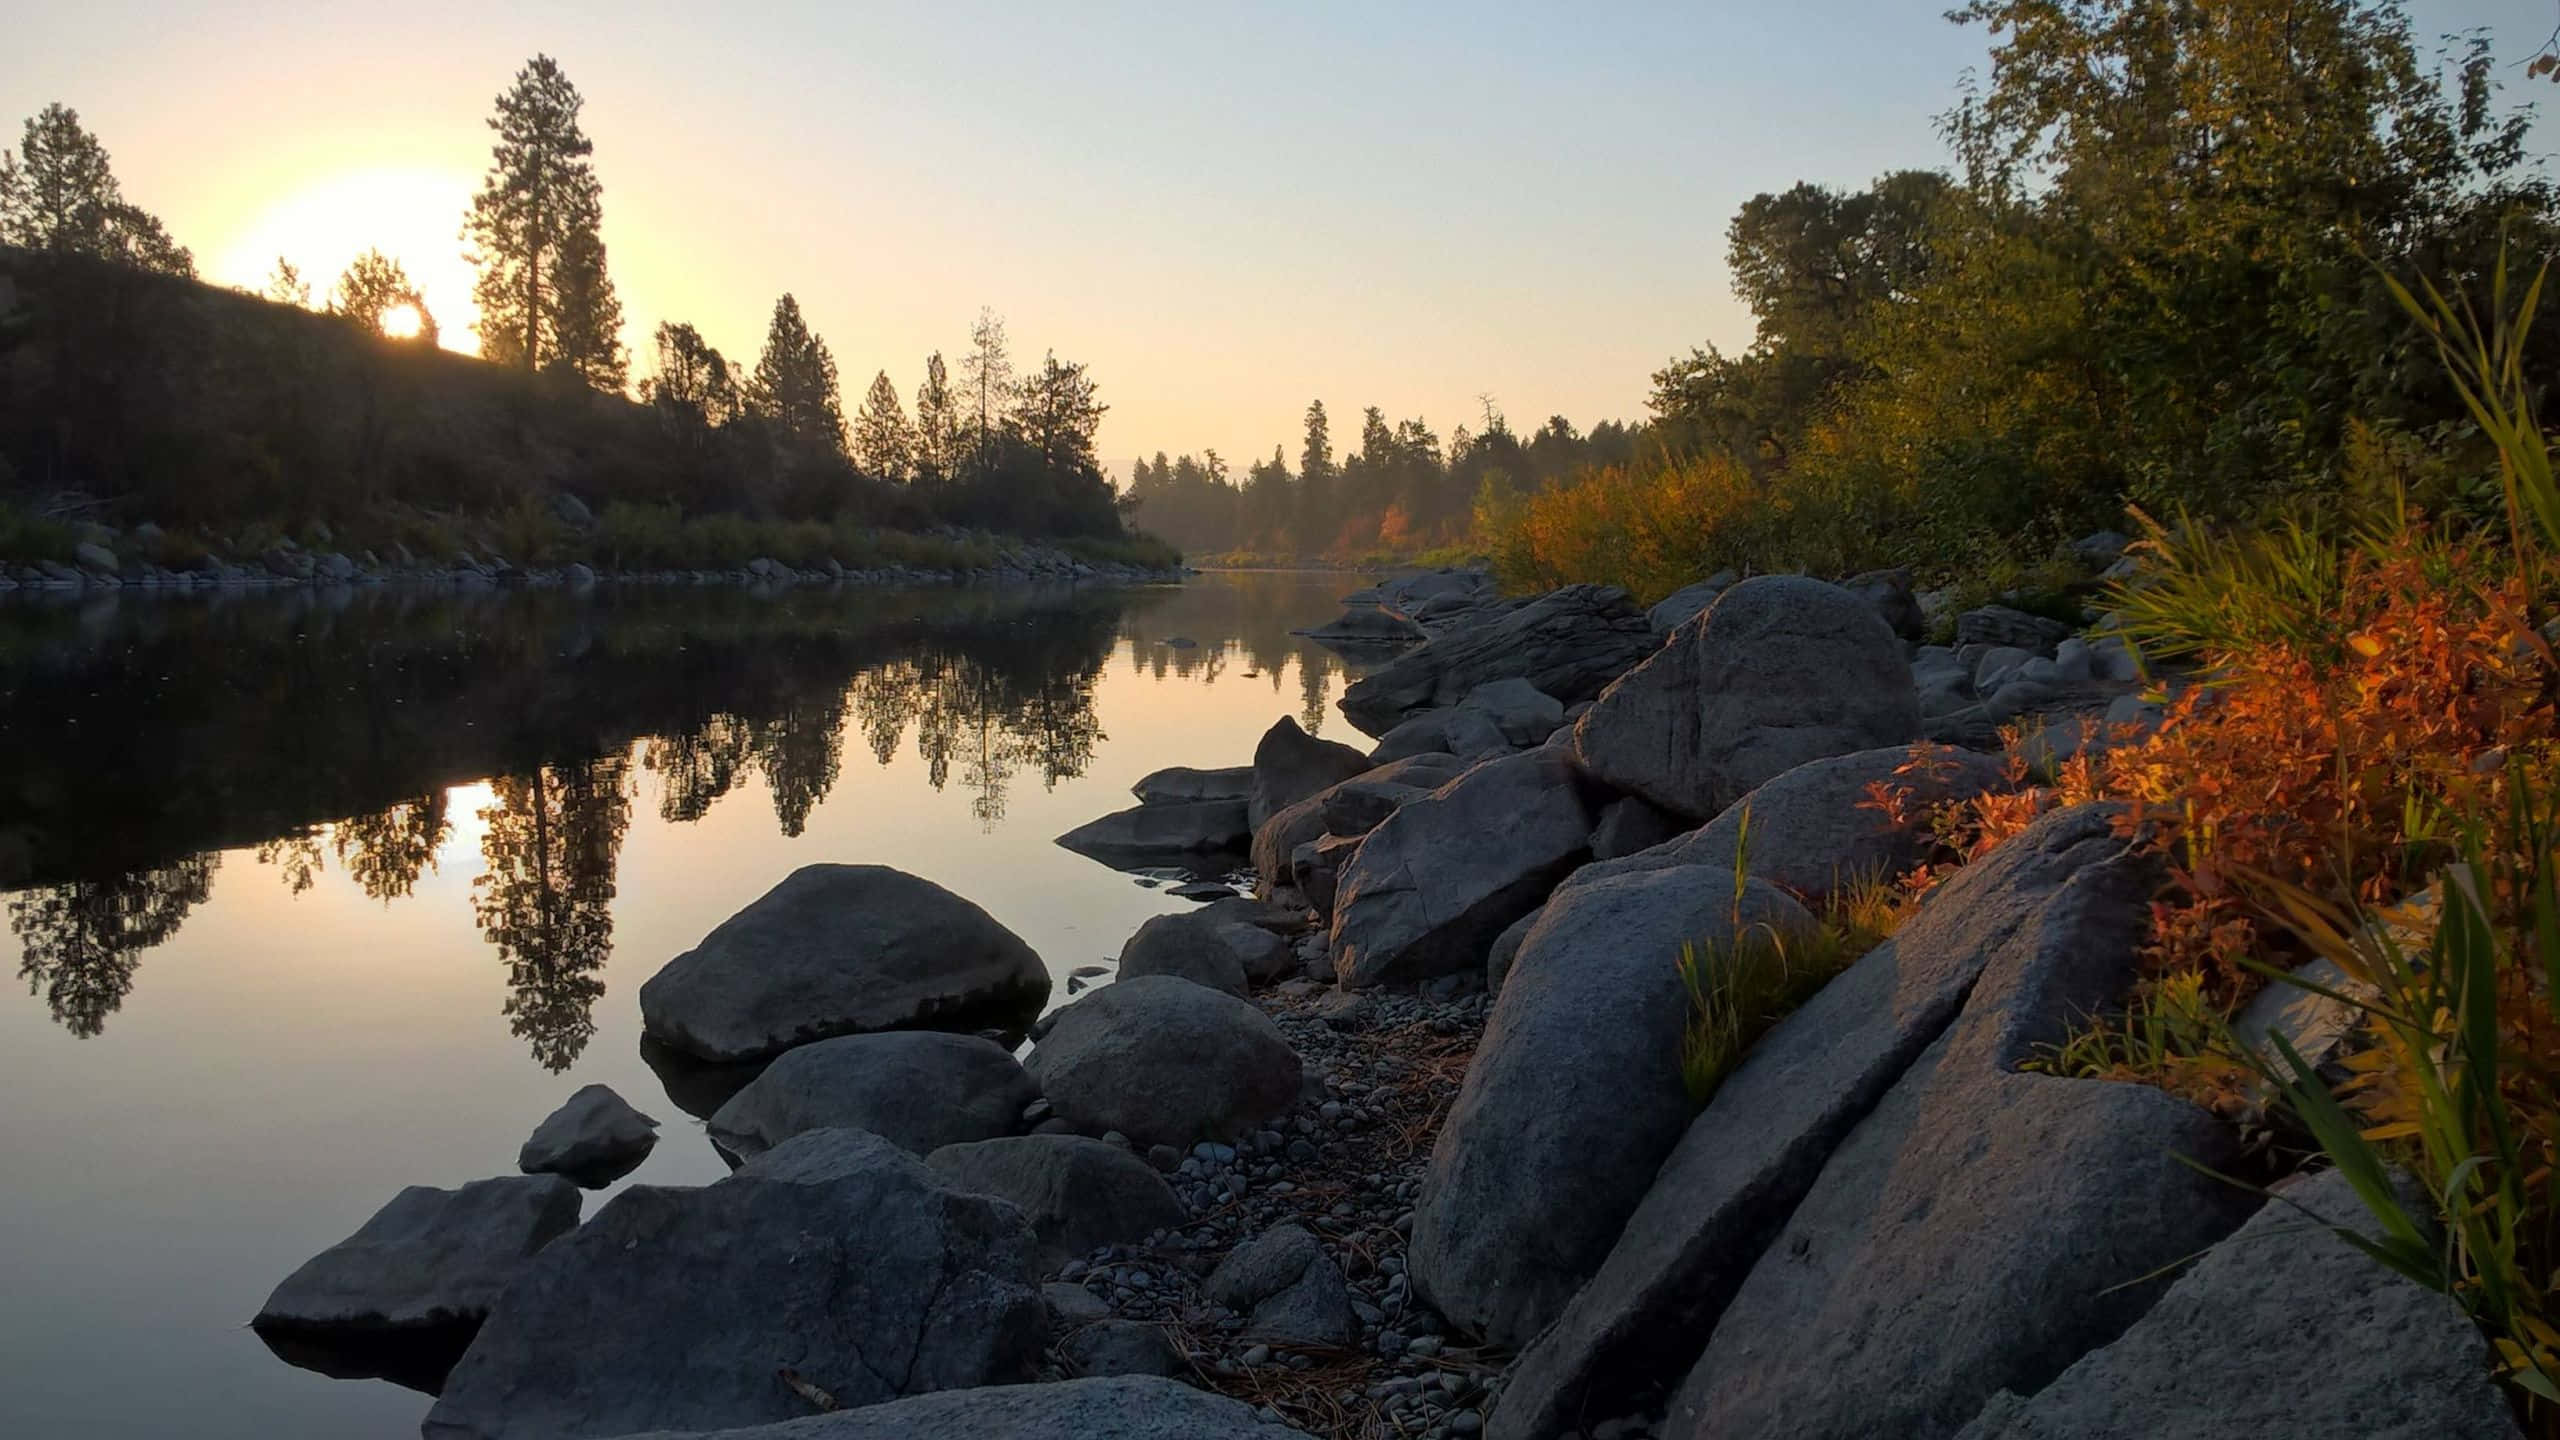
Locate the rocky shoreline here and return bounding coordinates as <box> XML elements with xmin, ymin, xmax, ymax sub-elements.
<box><xmin>249</xmin><ymin>555</ymin><xmax>2523</xmax><ymax>1440</ymax></box>
<box><xmin>0</xmin><ymin>517</ymin><xmax>1182</xmax><ymax>598</ymax></box>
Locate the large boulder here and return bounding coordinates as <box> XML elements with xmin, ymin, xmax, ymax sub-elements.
<box><xmin>926</xmin><ymin>1134</ymin><xmax>1186</xmax><ymax>1270</ymax></box>
<box><xmin>421</xmin><ymin>1130</ymin><xmax>1046</xmax><ymax>1440</ymax></box>
<box><xmin>1115</xmin><ymin>911</ymin><xmax>1251</xmax><ymax>997</ymax></box>
<box><xmin>604</xmin><ymin>1376</ymin><xmax>1307</xmax><ymax>1440</ymax></box>
<box><xmin>1574</xmin><ymin>576</ymin><xmax>1920</xmax><ymax>821</ymax></box>
<box><xmin>1645</xmin><ymin>572</ymin><xmax>1737</xmax><ymax>637</ymax></box>
<box><xmin>1338</xmin><ymin>584</ymin><xmax>1653</xmax><ymax>737</ymax></box>
<box><xmin>1367</xmin><ymin>706</ymin><xmax>1514</xmax><ymax>765</ymax></box>
<box><xmin>1409</xmin><ymin>867</ymin><xmax>1814</xmax><ymax>1348</ymax></box>
<box><xmin>1662</xmin><ymin>807</ymin><xmax>2250</xmax><ymax>1440</ymax></box>
<box><xmin>1025</xmin><ymin>976</ymin><xmax>1302</xmax><ymax>1148</ymax></box>
<box><xmin>1331</xmin><ymin>749</ymin><xmax>1601</xmax><ymax>989</ymax></box>
<box><xmin>1250</xmin><ymin>753</ymin><xmax>1468</xmax><ymax>897</ymax></box>
<box><xmin>707</xmin><ymin>1031</ymin><xmax>1036</xmax><ymax>1161</ymax></box>
<box><xmin>1302</xmin><ymin>605</ymin><xmax>1427</xmax><ymax>652</ymax></box>
<box><xmin>1845</xmin><ymin>567</ymin><xmax>1924</xmax><ymax>640</ymax></box>
<box><xmin>1492</xmin><ymin>804</ymin><xmax>2144</xmax><ymax>1440</ymax></box>
<box><xmin>1056</xmin><ymin>799</ymin><xmax>1251</xmax><ymax>861</ymax></box>
<box><xmin>1680</xmin><ymin>744</ymin><xmax>2013</xmax><ymax>905</ymax></box>
<box><xmin>255</xmin><ymin>1175</ymin><xmax>581</xmax><ymax>1384</ymax></box>
<box><xmin>639</xmin><ymin>866</ymin><xmax>1050</xmax><ymax>1064</ymax></box>
<box><xmin>1955</xmin><ymin>1169</ymin><xmax>2519</xmax><ymax>1440</ymax></box>
<box><xmin>1456</xmin><ymin>678</ymin><xmax>1564</xmax><ymax>746</ymax></box>
<box><xmin>1205</xmin><ymin>1223</ymin><xmax>1358</xmax><ymax>1346</ymax></box>
<box><xmin>517</xmin><ymin>1084</ymin><xmax>660</xmax><ymax>1187</ymax></box>
<box><xmin>1131</xmin><ymin>765</ymin><xmax>1253</xmax><ymax>806</ymax></box>
<box><xmin>1247</xmin><ymin>717</ymin><xmax>1373</xmax><ymax>831</ymax></box>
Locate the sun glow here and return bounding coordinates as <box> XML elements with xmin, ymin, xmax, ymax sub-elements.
<box><xmin>379</xmin><ymin>303</ymin><xmax>425</xmax><ymax>340</ymax></box>
<box><xmin>216</xmin><ymin>167</ymin><xmax>479</xmax><ymax>354</ymax></box>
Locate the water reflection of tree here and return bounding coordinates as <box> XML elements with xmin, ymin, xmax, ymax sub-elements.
<box><xmin>643</xmin><ymin>716</ymin><xmax>754</xmax><ymax>824</ymax></box>
<box><xmin>758</xmin><ymin>689</ymin><xmax>847</xmax><ymax>838</ymax></box>
<box><xmin>471</xmin><ymin>756</ymin><xmax>629</xmax><ymax>1072</ymax></box>
<box><xmin>333</xmin><ymin>793</ymin><xmax>451</xmax><ymax>902</ymax></box>
<box><xmin>255</xmin><ymin>829</ymin><xmax>327</xmax><ymax>895</ymax></box>
<box><xmin>9</xmin><ymin>855</ymin><xmax>219</xmax><ymax>1037</ymax></box>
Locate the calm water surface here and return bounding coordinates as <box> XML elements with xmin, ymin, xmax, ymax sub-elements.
<box><xmin>0</xmin><ymin>571</ymin><xmax>1364</xmax><ymax>1439</ymax></box>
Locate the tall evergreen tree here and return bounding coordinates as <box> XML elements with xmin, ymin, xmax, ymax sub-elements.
<box><xmin>1295</xmin><ymin>399</ymin><xmax>1335</xmax><ymax>553</ymax></box>
<box><xmin>463</xmin><ymin>56</ymin><xmax>621</xmax><ymax>386</ymax></box>
<box><xmin>1014</xmin><ymin>351</ymin><xmax>1105</xmax><ymax>477</ymax></box>
<box><xmin>959</xmin><ymin>307</ymin><xmax>1014</xmax><ymax>474</ymax></box>
<box><xmin>749</xmin><ymin>293</ymin><xmax>844</xmax><ymax>453</ymax></box>
<box><xmin>913</xmin><ymin>352</ymin><xmax>957</xmax><ymax>485</ymax></box>
<box><xmin>0</xmin><ymin>103</ymin><xmax>192</xmax><ymax>275</ymax></box>
<box><xmin>854</xmin><ymin>370</ymin><xmax>914</xmax><ymax>481</ymax></box>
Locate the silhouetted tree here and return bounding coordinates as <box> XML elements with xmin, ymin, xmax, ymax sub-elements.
<box><xmin>644</xmin><ymin>715</ymin><xmax>753</xmax><ymax>823</ymax></box>
<box><xmin>758</xmin><ymin>689</ymin><xmax>847</xmax><ymax>837</ymax></box>
<box><xmin>464</xmin><ymin>56</ymin><xmax>621</xmax><ymax>386</ymax></box>
<box><xmin>640</xmin><ymin>321</ymin><xmax>742</xmax><ymax>430</ymax></box>
<box><xmin>959</xmin><ymin>307</ymin><xmax>1014</xmax><ymax>476</ymax></box>
<box><xmin>0</xmin><ymin>103</ymin><xmax>193</xmax><ymax>276</ymax></box>
<box><xmin>332</xmin><ymin>249</ymin><xmax>438</xmax><ymax>343</ymax></box>
<box><xmin>854</xmin><ymin>371</ymin><xmax>913</xmax><ymax>481</ymax></box>
<box><xmin>912</xmin><ymin>352</ymin><xmax>958</xmax><ymax>487</ymax></box>
<box><xmin>264</xmin><ymin>256</ymin><xmax>311</xmax><ymax>308</ymax></box>
<box><xmin>1295</xmin><ymin>399</ymin><xmax>1335</xmax><ymax>552</ymax></box>
<box><xmin>256</xmin><ymin>829</ymin><xmax>327</xmax><ymax>895</ymax></box>
<box><xmin>749</xmin><ymin>293</ymin><xmax>845</xmax><ymax>454</ymax></box>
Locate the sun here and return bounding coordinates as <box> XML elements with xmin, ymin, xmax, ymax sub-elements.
<box><xmin>216</xmin><ymin>167</ymin><xmax>480</xmax><ymax>355</ymax></box>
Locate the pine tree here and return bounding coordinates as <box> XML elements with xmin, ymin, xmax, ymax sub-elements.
<box><xmin>1014</xmin><ymin>352</ymin><xmax>1106</xmax><ymax>478</ymax></box>
<box><xmin>853</xmin><ymin>371</ymin><xmax>914</xmax><ymax>481</ymax></box>
<box><xmin>1295</xmin><ymin>399</ymin><xmax>1336</xmax><ymax>554</ymax></box>
<box><xmin>913</xmin><ymin>352</ymin><xmax>957</xmax><ymax>485</ymax></box>
<box><xmin>463</xmin><ymin>56</ymin><xmax>621</xmax><ymax>386</ymax></box>
<box><xmin>0</xmin><ymin>103</ymin><xmax>192</xmax><ymax>276</ymax></box>
<box><xmin>959</xmin><ymin>307</ymin><xmax>1014</xmax><ymax>475</ymax></box>
<box><xmin>640</xmin><ymin>322</ymin><xmax>740</xmax><ymax>429</ymax></box>
<box><xmin>331</xmin><ymin>249</ymin><xmax>436</xmax><ymax>342</ymax></box>
<box><xmin>749</xmin><ymin>293</ymin><xmax>844</xmax><ymax>453</ymax></box>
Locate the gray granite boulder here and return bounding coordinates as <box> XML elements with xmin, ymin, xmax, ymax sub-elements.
<box><xmin>1303</xmin><ymin>605</ymin><xmax>1428</xmax><ymax>652</ymax></box>
<box><xmin>926</xmin><ymin>1134</ymin><xmax>1186</xmax><ymax>1269</ymax></box>
<box><xmin>1338</xmin><ymin>583</ymin><xmax>1653</xmax><ymax>737</ymax></box>
<box><xmin>1681</xmin><ymin>744</ymin><xmax>2013</xmax><ymax>905</ymax></box>
<box><xmin>517</xmin><ymin>1084</ymin><xmax>659</xmax><ymax>1186</ymax></box>
<box><xmin>1491</xmin><ymin>804</ymin><xmax>2144</xmax><ymax>1440</ymax></box>
<box><xmin>707</xmin><ymin>1031</ymin><xmax>1036</xmax><ymax>1160</ymax></box>
<box><xmin>1130</xmin><ymin>764</ymin><xmax>1253</xmax><ymax>806</ymax></box>
<box><xmin>1026</xmin><ymin>976</ymin><xmax>1302</xmax><ymax>1148</ymax></box>
<box><xmin>1955</xmin><ymin>1169</ymin><xmax>2518</xmax><ymax>1440</ymax></box>
<box><xmin>1663</xmin><ymin>807</ymin><xmax>2249</xmax><ymax>1440</ymax></box>
<box><xmin>1322</xmin><ymin>779</ymin><xmax>1435</xmax><ymax>838</ymax></box>
<box><xmin>1115</xmin><ymin>911</ymin><xmax>1252</xmax><ymax>997</ymax></box>
<box><xmin>421</xmin><ymin>1130</ymin><xmax>1045</xmax><ymax>1440</ymax></box>
<box><xmin>1645</xmin><ymin>572</ymin><xmax>1737</xmax><ymax>636</ymax></box>
<box><xmin>1957</xmin><ymin>604</ymin><xmax>2075</xmax><ymax>652</ymax></box>
<box><xmin>1247</xmin><ymin>716</ymin><xmax>1373</xmax><ymax>831</ymax></box>
<box><xmin>639</xmin><ymin>865</ymin><xmax>1049</xmax><ymax>1063</ymax></box>
<box><xmin>1332</xmin><ymin>748</ymin><xmax>1601</xmax><ymax>988</ymax></box>
<box><xmin>1590</xmin><ymin>795</ymin><xmax>1690</xmax><ymax>861</ymax></box>
<box><xmin>1056</xmin><ymin>799</ymin><xmax>1251</xmax><ymax>861</ymax></box>
<box><xmin>1205</xmin><ymin>1223</ymin><xmax>1358</xmax><ymax>1346</ymax></box>
<box><xmin>1845</xmin><ymin>566</ymin><xmax>1923</xmax><ymax>640</ymax></box>
<box><xmin>1410</xmin><ymin>867</ymin><xmax>1814</xmax><ymax>1348</ymax></box>
<box><xmin>1250</xmin><ymin>753</ymin><xmax>1467</xmax><ymax>896</ymax></box>
<box><xmin>1458</xmin><ymin>678</ymin><xmax>1565</xmax><ymax>746</ymax></box>
<box><xmin>1058</xmin><ymin>1320</ymin><xmax>1186</xmax><ymax>1378</ymax></box>
<box><xmin>1368</xmin><ymin>705</ymin><xmax>1514</xmax><ymax>765</ymax></box>
<box><xmin>1574</xmin><ymin>576</ymin><xmax>1920</xmax><ymax>821</ymax></box>
<box><xmin>255</xmin><ymin>1175</ymin><xmax>581</xmax><ymax>1340</ymax></box>
<box><xmin>590</xmin><ymin>1376</ymin><xmax>1306</xmax><ymax>1439</ymax></box>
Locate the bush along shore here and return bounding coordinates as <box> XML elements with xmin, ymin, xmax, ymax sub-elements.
<box><xmin>248</xmin><ymin>489</ymin><xmax>2547</xmax><ymax>1438</ymax></box>
<box><xmin>0</xmin><ymin>500</ymin><xmax>1184</xmax><ymax>596</ymax></box>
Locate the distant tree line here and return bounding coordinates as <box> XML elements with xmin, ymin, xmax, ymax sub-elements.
<box><xmin>1124</xmin><ymin>399</ymin><xmax>1642</xmax><ymax>557</ymax></box>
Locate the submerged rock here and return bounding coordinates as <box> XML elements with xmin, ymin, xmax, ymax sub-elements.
<box><xmin>707</xmin><ymin>1030</ymin><xmax>1036</xmax><ymax>1161</ymax></box>
<box><xmin>1129</xmin><ymin>764</ymin><xmax>1254</xmax><ymax>806</ymax></box>
<box><xmin>517</xmin><ymin>1084</ymin><xmax>659</xmax><ymax>1187</ymax></box>
<box><xmin>255</xmin><ymin>1175</ymin><xmax>581</xmax><ymax>1392</ymax></box>
<box><xmin>1056</xmin><ymin>799</ymin><xmax>1252</xmax><ymax>861</ymax></box>
<box><xmin>422</xmin><ymin>1130</ymin><xmax>1045</xmax><ymax>1440</ymax></box>
<box><xmin>638</xmin><ymin>865</ymin><xmax>1049</xmax><ymax>1064</ymax></box>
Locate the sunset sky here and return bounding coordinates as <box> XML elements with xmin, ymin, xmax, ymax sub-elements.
<box><xmin>7</xmin><ymin>1</ymin><xmax>2552</xmax><ymax>469</ymax></box>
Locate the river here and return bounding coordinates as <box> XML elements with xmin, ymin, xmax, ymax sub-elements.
<box><xmin>0</xmin><ymin>570</ymin><xmax>1366</xmax><ymax>1439</ymax></box>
